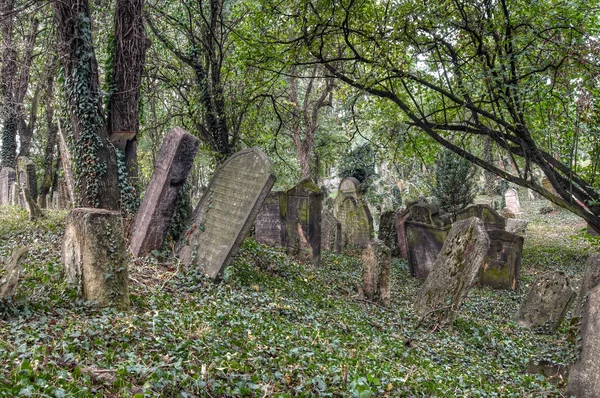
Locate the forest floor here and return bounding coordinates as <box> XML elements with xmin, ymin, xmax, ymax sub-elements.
<box><xmin>0</xmin><ymin>198</ymin><xmax>598</xmax><ymax>397</ymax></box>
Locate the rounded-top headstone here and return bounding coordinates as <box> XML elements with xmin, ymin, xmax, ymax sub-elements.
<box><xmin>338</xmin><ymin>177</ymin><xmax>361</xmax><ymax>199</ymax></box>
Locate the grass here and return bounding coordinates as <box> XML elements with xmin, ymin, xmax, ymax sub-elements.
<box><xmin>0</xmin><ymin>199</ymin><xmax>597</xmax><ymax>397</ymax></box>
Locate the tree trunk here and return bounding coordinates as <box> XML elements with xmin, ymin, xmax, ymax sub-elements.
<box><xmin>39</xmin><ymin>56</ymin><xmax>59</xmax><ymax>208</ymax></box>
<box><xmin>0</xmin><ymin>0</ymin><xmax>18</xmax><ymax>168</ymax></box>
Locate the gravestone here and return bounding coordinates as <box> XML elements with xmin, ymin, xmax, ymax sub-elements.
<box><xmin>333</xmin><ymin>179</ymin><xmax>373</xmax><ymax>249</ymax></box>
<box><xmin>567</xmin><ymin>285</ymin><xmax>600</xmax><ymax>398</ymax></box>
<box><xmin>479</xmin><ymin>230</ymin><xmax>523</xmax><ymax>290</ymax></box>
<box><xmin>130</xmin><ymin>127</ymin><xmax>200</xmax><ymax>257</ymax></box>
<box><xmin>395</xmin><ymin>208</ymin><xmax>410</xmax><ymax>259</ymax></box>
<box><xmin>455</xmin><ymin>204</ymin><xmax>505</xmax><ymax>231</ymax></box>
<box><xmin>338</xmin><ymin>177</ymin><xmax>361</xmax><ymax>199</ymax></box>
<box><xmin>17</xmin><ymin>156</ymin><xmax>37</xmax><ymax>205</ymax></box>
<box><xmin>282</xmin><ymin>179</ymin><xmax>323</xmax><ymax>265</ymax></box>
<box><xmin>321</xmin><ymin>208</ymin><xmax>342</xmax><ymax>253</ymax></box>
<box><xmin>0</xmin><ymin>167</ymin><xmax>15</xmax><ymax>206</ymax></box>
<box><xmin>0</xmin><ymin>247</ymin><xmax>27</xmax><ymax>298</ymax></box>
<box><xmin>515</xmin><ymin>271</ymin><xmax>575</xmax><ymax>332</ymax></box>
<box><xmin>506</xmin><ymin>219</ymin><xmax>528</xmax><ymax>236</ymax></box>
<box><xmin>62</xmin><ymin>208</ymin><xmax>130</xmax><ymax>309</ymax></box>
<box><xmin>378</xmin><ymin>210</ymin><xmax>400</xmax><ymax>257</ymax></box>
<box><xmin>254</xmin><ymin>191</ymin><xmax>284</xmax><ymax>247</ymax></box>
<box><xmin>414</xmin><ymin>217</ymin><xmax>490</xmax><ymax>326</ymax></box>
<box><xmin>574</xmin><ymin>254</ymin><xmax>600</xmax><ymax>320</ymax></box>
<box><xmin>9</xmin><ymin>182</ymin><xmax>17</xmax><ymax>205</ymax></box>
<box><xmin>22</xmin><ymin>187</ymin><xmax>42</xmax><ymax>221</ymax></box>
<box><xmin>504</xmin><ymin>188</ymin><xmax>521</xmax><ymax>214</ymax></box>
<box><xmin>361</xmin><ymin>240</ymin><xmax>391</xmax><ymax>306</ymax></box>
<box><xmin>405</xmin><ymin>221</ymin><xmax>451</xmax><ymax>279</ymax></box>
<box><xmin>176</xmin><ymin>147</ymin><xmax>276</xmax><ymax>280</ymax></box>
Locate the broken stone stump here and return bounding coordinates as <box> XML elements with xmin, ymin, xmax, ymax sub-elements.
<box><xmin>405</xmin><ymin>220</ymin><xmax>451</xmax><ymax>279</ymax></box>
<box><xmin>394</xmin><ymin>208</ymin><xmax>410</xmax><ymax>259</ymax></box>
<box><xmin>176</xmin><ymin>147</ymin><xmax>276</xmax><ymax>280</ymax></box>
<box><xmin>361</xmin><ymin>240</ymin><xmax>391</xmax><ymax>306</ymax></box>
<box><xmin>479</xmin><ymin>230</ymin><xmax>523</xmax><ymax>290</ymax></box>
<box><xmin>62</xmin><ymin>208</ymin><xmax>130</xmax><ymax>309</ymax></box>
<box><xmin>378</xmin><ymin>210</ymin><xmax>399</xmax><ymax>257</ymax></box>
<box><xmin>321</xmin><ymin>208</ymin><xmax>342</xmax><ymax>253</ymax></box>
<box><xmin>455</xmin><ymin>204</ymin><xmax>506</xmax><ymax>231</ymax></box>
<box><xmin>0</xmin><ymin>167</ymin><xmax>15</xmax><ymax>206</ymax></box>
<box><xmin>0</xmin><ymin>247</ymin><xmax>28</xmax><ymax>298</ymax></box>
<box><xmin>254</xmin><ymin>191</ymin><xmax>284</xmax><ymax>247</ymax></box>
<box><xmin>573</xmin><ymin>254</ymin><xmax>600</xmax><ymax>320</ymax></box>
<box><xmin>506</xmin><ymin>219</ymin><xmax>528</xmax><ymax>237</ymax></box>
<box><xmin>17</xmin><ymin>156</ymin><xmax>37</xmax><ymax>206</ymax></box>
<box><xmin>413</xmin><ymin>217</ymin><xmax>490</xmax><ymax>326</ymax></box>
<box><xmin>515</xmin><ymin>271</ymin><xmax>575</xmax><ymax>332</ymax></box>
<box><xmin>567</xmin><ymin>284</ymin><xmax>600</xmax><ymax>397</ymax></box>
<box><xmin>282</xmin><ymin>178</ymin><xmax>323</xmax><ymax>265</ymax></box>
<box><xmin>130</xmin><ymin>127</ymin><xmax>200</xmax><ymax>257</ymax></box>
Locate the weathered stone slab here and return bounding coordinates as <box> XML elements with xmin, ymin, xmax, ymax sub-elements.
<box><xmin>176</xmin><ymin>147</ymin><xmax>276</xmax><ymax>279</ymax></box>
<box><xmin>455</xmin><ymin>204</ymin><xmax>505</xmax><ymax>231</ymax></box>
<box><xmin>254</xmin><ymin>191</ymin><xmax>284</xmax><ymax>247</ymax></box>
<box><xmin>479</xmin><ymin>230</ymin><xmax>523</xmax><ymax>290</ymax></box>
<box><xmin>130</xmin><ymin>127</ymin><xmax>200</xmax><ymax>257</ymax></box>
<box><xmin>321</xmin><ymin>208</ymin><xmax>341</xmax><ymax>253</ymax></box>
<box><xmin>516</xmin><ymin>271</ymin><xmax>575</xmax><ymax>332</ymax></box>
<box><xmin>414</xmin><ymin>217</ymin><xmax>490</xmax><ymax>326</ymax></box>
<box><xmin>338</xmin><ymin>177</ymin><xmax>361</xmax><ymax>199</ymax></box>
<box><xmin>17</xmin><ymin>156</ymin><xmax>37</xmax><ymax>205</ymax></box>
<box><xmin>378</xmin><ymin>210</ymin><xmax>399</xmax><ymax>257</ymax></box>
<box><xmin>22</xmin><ymin>187</ymin><xmax>42</xmax><ymax>221</ymax></box>
<box><xmin>9</xmin><ymin>182</ymin><xmax>17</xmax><ymax>206</ymax></box>
<box><xmin>504</xmin><ymin>188</ymin><xmax>521</xmax><ymax>214</ymax></box>
<box><xmin>0</xmin><ymin>167</ymin><xmax>15</xmax><ymax>206</ymax></box>
<box><xmin>0</xmin><ymin>247</ymin><xmax>28</xmax><ymax>298</ymax></box>
<box><xmin>567</xmin><ymin>284</ymin><xmax>600</xmax><ymax>397</ymax></box>
<box><xmin>334</xmin><ymin>179</ymin><xmax>373</xmax><ymax>249</ymax></box>
<box><xmin>62</xmin><ymin>208</ymin><xmax>129</xmax><ymax>309</ymax></box>
<box><xmin>506</xmin><ymin>219</ymin><xmax>528</xmax><ymax>236</ymax></box>
<box><xmin>361</xmin><ymin>240</ymin><xmax>391</xmax><ymax>306</ymax></box>
<box><xmin>574</xmin><ymin>254</ymin><xmax>600</xmax><ymax>320</ymax></box>
<box><xmin>395</xmin><ymin>208</ymin><xmax>410</xmax><ymax>259</ymax></box>
<box><xmin>282</xmin><ymin>179</ymin><xmax>323</xmax><ymax>265</ymax></box>
<box><xmin>405</xmin><ymin>220</ymin><xmax>451</xmax><ymax>279</ymax></box>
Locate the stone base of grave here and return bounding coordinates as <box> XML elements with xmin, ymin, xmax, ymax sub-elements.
<box><xmin>62</xmin><ymin>208</ymin><xmax>130</xmax><ymax>309</ymax></box>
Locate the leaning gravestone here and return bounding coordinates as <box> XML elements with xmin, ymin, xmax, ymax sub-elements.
<box><xmin>504</xmin><ymin>188</ymin><xmax>521</xmax><ymax>214</ymax></box>
<box><xmin>254</xmin><ymin>191</ymin><xmax>284</xmax><ymax>247</ymax></box>
<box><xmin>321</xmin><ymin>208</ymin><xmax>342</xmax><ymax>253</ymax></box>
<box><xmin>62</xmin><ymin>208</ymin><xmax>130</xmax><ymax>309</ymax></box>
<box><xmin>413</xmin><ymin>217</ymin><xmax>490</xmax><ymax>326</ymax></box>
<box><xmin>0</xmin><ymin>167</ymin><xmax>15</xmax><ymax>206</ymax></box>
<box><xmin>130</xmin><ymin>127</ymin><xmax>200</xmax><ymax>257</ymax></box>
<box><xmin>573</xmin><ymin>254</ymin><xmax>600</xmax><ymax>320</ymax></box>
<box><xmin>282</xmin><ymin>179</ymin><xmax>323</xmax><ymax>265</ymax></box>
<box><xmin>515</xmin><ymin>271</ymin><xmax>575</xmax><ymax>332</ymax></box>
<box><xmin>479</xmin><ymin>230</ymin><xmax>524</xmax><ymax>290</ymax></box>
<box><xmin>455</xmin><ymin>204</ymin><xmax>506</xmax><ymax>231</ymax></box>
<box><xmin>17</xmin><ymin>156</ymin><xmax>37</xmax><ymax>206</ymax></box>
<box><xmin>567</xmin><ymin>284</ymin><xmax>600</xmax><ymax>398</ymax></box>
<box><xmin>506</xmin><ymin>218</ymin><xmax>528</xmax><ymax>237</ymax></box>
<box><xmin>333</xmin><ymin>178</ymin><xmax>373</xmax><ymax>249</ymax></box>
<box><xmin>378</xmin><ymin>210</ymin><xmax>400</xmax><ymax>257</ymax></box>
<box><xmin>177</xmin><ymin>147</ymin><xmax>276</xmax><ymax>279</ymax></box>
<box><xmin>361</xmin><ymin>240</ymin><xmax>391</xmax><ymax>306</ymax></box>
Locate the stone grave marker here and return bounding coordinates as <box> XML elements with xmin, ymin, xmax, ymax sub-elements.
<box><xmin>567</xmin><ymin>284</ymin><xmax>600</xmax><ymax>397</ymax></box>
<box><xmin>506</xmin><ymin>219</ymin><xmax>528</xmax><ymax>236</ymax></box>
<box><xmin>333</xmin><ymin>179</ymin><xmax>373</xmax><ymax>249</ymax></box>
<box><xmin>479</xmin><ymin>229</ymin><xmax>524</xmax><ymax>290</ymax></box>
<box><xmin>378</xmin><ymin>210</ymin><xmax>399</xmax><ymax>257</ymax></box>
<box><xmin>254</xmin><ymin>191</ymin><xmax>284</xmax><ymax>247</ymax></box>
<box><xmin>62</xmin><ymin>208</ymin><xmax>130</xmax><ymax>309</ymax></box>
<box><xmin>0</xmin><ymin>167</ymin><xmax>15</xmax><ymax>206</ymax></box>
<box><xmin>515</xmin><ymin>271</ymin><xmax>575</xmax><ymax>332</ymax></box>
<box><xmin>395</xmin><ymin>208</ymin><xmax>410</xmax><ymax>259</ymax></box>
<box><xmin>361</xmin><ymin>240</ymin><xmax>391</xmax><ymax>306</ymax></box>
<box><xmin>321</xmin><ymin>208</ymin><xmax>342</xmax><ymax>253</ymax></box>
<box><xmin>9</xmin><ymin>182</ymin><xmax>17</xmax><ymax>205</ymax></box>
<box><xmin>338</xmin><ymin>177</ymin><xmax>361</xmax><ymax>199</ymax></box>
<box><xmin>405</xmin><ymin>220</ymin><xmax>451</xmax><ymax>279</ymax></box>
<box><xmin>0</xmin><ymin>247</ymin><xmax>28</xmax><ymax>298</ymax></box>
<box><xmin>130</xmin><ymin>127</ymin><xmax>200</xmax><ymax>257</ymax></box>
<box><xmin>504</xmin><ymin>188</ymin><xmax>521</xmax><ymax>214</ymax></box>
<box><xmin>574</xmin><ymin>254</ymin><xmax>600</xmax><ymax>320</ymax></box>
<box><xmin>281</xmin><ymin>179</ymin><xmax>323</xmax><ymax>265</ymax></box>
<box><xmin>176</xmin><ymin>147</ymin><xmax>276</xmax><ymax>279</ymax></box>
<box><xmin>455</xmin><ymin>204</ymin><xmax>505</xmax><ymax>231</ymax></box>
<box><xmin>17</xmin><ymin>156</ymin><xmax>37</xmax><ymax>206</ymax></box>
<box><xmin>414</xmin><ymin>217</ymin><xmax>490</xmax><ymax>326</ymax></box>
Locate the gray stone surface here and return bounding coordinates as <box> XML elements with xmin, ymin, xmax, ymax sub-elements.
<box><xmin>506</xmin><ymin>219</ymin><xmax>528</xmax><ymax>236</ymax></box>
<box><xmin>504</xmin><ymin>188</ymin><xmax>521</xmax><ymax>214</ymax></box>
<box><xmin>515</xmin><ymin>271</ymin><xmax>575</xmax><ymax>332</ymax></box>
<box><xmin>338</xmin><ymin>177</ymin><xmax>361</xmax><ymax>199</ymax></box>
<box><xmin>17</xmin><ymin>156</ymin><xmax>37</xmax><ymax>206</ymax></box>
<box><xmin>177</xmin><ymin>147</ymin><xmax>276</xmax><ymax>280</ymax></box>
<box><xmin>321</xmin><ymin>208</ymin><xmax>341</xmax><ymax>253</ymax></box>
<box><xmin>22</xmin><ymin>186</ymin><xmax>42</xmax><ymax>221</ymax></box>
<box><xmin>361</xmin><ymin>240</ymin><xmax>391</xmax><ymax>306</ymax></box>
<box><xmin>378</xmin><ymin>210</ymin><xmax>399</xmax><ymax>257</ymax></box>
<box><xmin>254</xmin><ymin>191</ymin><xmax>284</xmax><ymax>247</ymax></box>
<box><xmin>9</xmin><ymin>182</ymin><xmax>17</xmax><ymax>206</ymax></box>
<box><xmin>405</xmin><ymin>220</ymin><xmax>451</xmax><ymax>279</ymax></box>
<box><xmin>395</xmin><ymin>208</ymin><xmax>410</xmax><ymax>259</ymax></box>
<box><xmin>130</xmin><ymin>127</ymin><xmax>200</xmax><ymax>257</ymax></box>
<box><xmin>0</xmin><ymin>247</ymin><xmax>27</xmax><ymax>298</ymax></box>
<box><xmin>334</xmin><ymin>179</ymin><xmax>373</xmax><ymax>249</ymax></box>
<box><xmin>574</xmin><ymin>254</ymin><xmax>600</xmax><ymax>320</ymax></box>
<box><xmin>413</xmin><ymin>217</ymin><xmax>490</xmax><ymax>326</ymax></box>
<box><xmin>567</xmin><ymin>285</ymin><xmax>600</xmax><ymax>398</ymax></box>
<box><xmin>0</xmin><ymin>167</ymin><xmax>15</xmax><ymax>206</ymax></box>
<box><xmin>62</xmin><ymin>208</ymin><xmax>130</xmax><ymax>309</ymax></box>
<box><xmin>479</xmin><ymin>229</ymin><xmax>523</xmax><ymax>290</ymax></box>
<box><xmin>455</xmin><ymin>204</ymin><xmax>505</xmax><ymax>231</ymax></box>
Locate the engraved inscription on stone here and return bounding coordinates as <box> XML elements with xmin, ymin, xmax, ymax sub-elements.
<box><xmin>254</xmin><ymin>191</ymin><xmax>284</xmax><ymax>247</ymax></box>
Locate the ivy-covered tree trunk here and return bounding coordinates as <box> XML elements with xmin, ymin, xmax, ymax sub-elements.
<box><xmin>39</xmin><ymin>56</ymin><xmax>59</xmax><ymax>209</ymax></box>
<box><xmin>0</xmin><ymin>0</ymin><xmax>18</xmax><ymax>169</ymax></box>
<box><xmin>54</xmin><ymin>0</ymin><xmax>121</xmax><ymax>210</ymax></box>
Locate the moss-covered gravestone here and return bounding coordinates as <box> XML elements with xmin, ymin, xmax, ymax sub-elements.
<box><xmin>321</xmin><ymin>208</ymin><xmax>341</xmax><ymax>253</ymax></box>
<box><xmin>414</xmin><ymin>217</ymin><xmax>490</xmax><ymax>327</ymax></box>
<box><xmin>282</xmin><ymin>179</ymin><xmax>323</xmax><ymax>265</ymax></box>
<box><xmin>333</xmin><ymin>178</ymin><xmax>373</xmax><ymax>249</ymax></box>
<box><xmin>177</xmin><ymin>148</ymin><xmax>276</xmax><ymax>280</ymax></box>
<box><xmin>254</xmin><ymin>191</ymin><xmax>285</xmax><ymax>247</ymax></box>
<box><xmin>515</xmin><ymin>271</ymin><xmax>575</xmax><ymax>332</ymax></box>
<box><xmin>0</xmin><ymin>167</ymin><xmax>15</xmax><ymax>206</ymax></box>
<box><xmin>16</xmin><ymin>156</ymin><xmax>37</xmax><ymax>206</ymax></box>
<box><xmin>130</xmin><ymin>127</ymin><xmax>200</xmax><ymax>257</ymax></box>
<box><xmin>479</xmin><ymin>230</ymin><xmax>523</xmax><ymax>290</ymax></box>
<box><xmin>62</xmin><ymin>208</ymin><xmax>130</xmax><ymax>310</ymax></box>
<box><xmin>455</xmin><ymin>204</ymin><xmax>505</xmax><ymax>231</ymax></box>
<box><xmin>361</xmin><ymin>240</ymin><xmax>391</xmax><ymax>306</ymax></box>
<box><xmin>378</xmin><ymin>210</ymin><xmax>400</xmax><ymax>257</ymax></box>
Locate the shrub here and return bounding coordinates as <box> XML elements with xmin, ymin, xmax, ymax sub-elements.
<box><xmin>431</xmin><ymin>148</ymin><xmax>477</xmax><ymax>217</ymax></box>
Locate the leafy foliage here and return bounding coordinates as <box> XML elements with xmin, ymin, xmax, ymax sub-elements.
<box><xmin>338</xmin><ymin>144</ymin><xmax>377</xmax><ymax>190</ymax></box>
<box><xmin>432</xmin><ymin>149</ymin><xmax>477</xmax><ymax>217</ymax></box>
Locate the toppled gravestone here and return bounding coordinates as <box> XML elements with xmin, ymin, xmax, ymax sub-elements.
<box><xmin>414</xmin><ymin>217</ymin><xmax>490</xmax><ymax>326</ymax></box>
<box><xmin>333</xmin><ymin>177</ymin><xmax>373</xmax><ymax>249</ymax></box>
<box><xmin>573</xmin><ymin>254</ymin><xmax>600</xmax><ymax>320</ymax></box>
<box><xmin>378</xmin><ymin>210</ymin><xmax>399</xmax><ymax>257</ymax></box>
<box><xmin>479</xmin><ymin>229</ymin><xmax>523</xmax><ymax>290</ymax></box>
<box><xmin>176</xmin><ymin>147</ymin><xmax>276</xmax><ymax>280</ymax></box>
<box><xmin>455</xmin><ymin>204</ymin><xmax>505</xmax><ymax>231</ymax></box>
<box><xmin>321</xmin><ymin>208</ymin><xmax>342</xmax><ymax>253</ymax></box>
<box><xmin>515</xmin><ymin>271</ymin><xmax>575</xmax><ymax>332</ymax></box>
<box><xmin>130</xmin><ymin>127</ymin><xmax>200</xmax><ymax>257</ymax></box>
<box><xmin>0</xmin><ymin>247</ymin><xmax>28</xmax><ymax>298</ymax></box>
<box><xmin>62</xmin><ymin>208</ymin><xmax>130</xmax><ymax>309</ymax></box>
<box><xmin>254</xmin><ymin>191</ymin><xmax>284</xmax><ymax>247</ymax></box>
<box><xmin>567</xmin><ymin>284</ymin><xmax>600</xmax><ymax>397</ymax></box>
<box><xmin>361</xmin><ymin>240</ymin><xmax>391</xmax><ymax>306</ymax></box>
<box><xmin>0</xmin><ymin>167</ymin><xmax>15</xmax><ymax>206</ymax></box>
<box><xmin>282</xmin><ymin>179</ymin><xmax>323</xmax><ymax>265</ymax></box>
<box><xmin>506</xmin><ymin>219</ymin><xmax>528</xmax><ymax>236</ymax></box>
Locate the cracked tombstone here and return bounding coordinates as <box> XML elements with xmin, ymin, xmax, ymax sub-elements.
<box><xmin>176</xmin><ymin>147</ymin><xmax>276</xmax><ymax>280</ymax></box>
<box><xmin>0</xmin><ymin>167</ymin><xmax>15</xmax><ymax>206</ymax></box>
<box><xmin>333</xmin><ymin>178</ymin><xmax>373</xmax><ymax>249</ymax></box>
<box><xmin>62</xmin><ymin>208</ymin><xmax>130</xmax><ymax>309</ymax></box>
<box><xmin>515</xmin><ymin>271</ymin><xmax>575</xmax><ymax>333</ymax></box>
<box><xmin>378</xmin><ymin>210</ymin><xmax>400</xmax><ymax>257</ymax></box>
<box><xmin>16</xmin><ymin>156</ymin><xmax>37</xmax><ymax>207</ymax></box>
<box><xmin>0</xmin><ymin>247</ymin><xmax>28</xmax><ymax>298</ymax></box>
<box><xmin>361</xmin><ymin>240</ymin><xmax>391</xmax><ymax>306</ymax></box>
<box><xmin>413</xmin><ymin>217</ymin><xmax>490</xmax><ymax>327</ymax></box>
<box><xmin>254</xmin><ymin>191</ymin><xmax>284</xmax><ymax>247</ymax></box>
<box><xmin>130</xmin><ymin>127</ymin><xmax>200</xmax><ymax>257</ymax></box>
<box><xmin>479</xmin><ymin>230</ymin><xmax>524</xmax><ymax>290</ymax></box>
<box><xmin>321</xmin><ymin>208</ymin><xmax>342</xmax><ymax>253</ymax></box>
